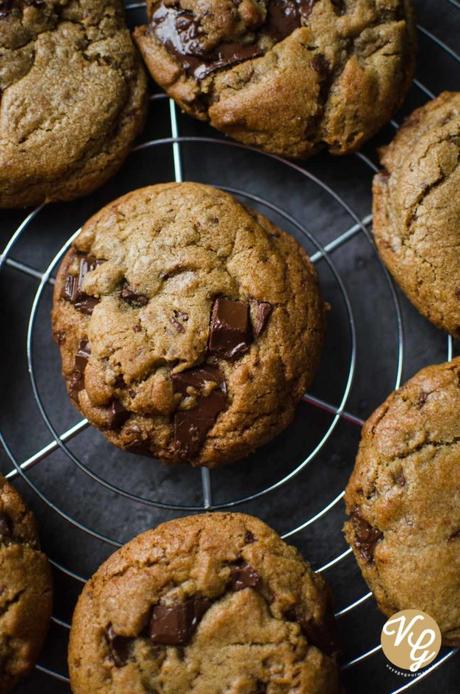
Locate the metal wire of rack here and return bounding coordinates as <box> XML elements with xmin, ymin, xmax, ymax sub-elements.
<box><xmin>0</xmin><ymin>1</ymin><xmax>459</xmax><ymax>691</ymax></box>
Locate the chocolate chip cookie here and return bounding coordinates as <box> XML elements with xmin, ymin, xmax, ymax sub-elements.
<box><xmin>51</xmin><ymin>182</ymin><xmax>325</xmax><ymax>468</ymax></box>
<box><xmin>0</xmin><ymin>474</ymin><xmax>53</xmax><ymax>691</ymax></box>
<box><xmin>373</xmin><ymin>92</ymin><xmax>460</xmax><ymax>337</ymax></box>
<box><xmin>134</xmin><ymin>0</ymin><xmax>415</xmax><ymax>159</ymax></box>
<box><xmin>0</xmin><ymin>0</ymin><xmax>148</xmax><ymax>208</ymax></box>
<box><xmin>69</xmin><ymin>512</ymin><xmax>341</xmax><ymax>693</ymax></box>
<box><xmin>344</xmin><ymin>358</ymin><xmax>460</xmax><ymax>645</ymax></box>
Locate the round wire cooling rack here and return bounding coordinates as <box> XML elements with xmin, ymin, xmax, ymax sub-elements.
<box><xmin>0</xmin><ymin>1</ymin><xmax>459</xmax><ymax>691</ymax></box>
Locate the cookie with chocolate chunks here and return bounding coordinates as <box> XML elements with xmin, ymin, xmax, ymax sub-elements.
<box><xmin>344</xmin><ymin>358</ymin><xmax>460</xmax><ymax>646</ymax></box>
<box><xmin>52</xmin><ymin>182</ymin><xmax>325</xmax><ymax>467</ymax></box>
<box><xmin>0</xmin><ymin>474</ymin><xmax>53</xmax><ymax>692</ymax></box>
<box><xmin>134</xmin><ymin>0</ymin><xmax>415</xmax><ymax>159</ymax></box>
<box><xmin>0</xmin><ymin>0</ymin><xmax>148</xmax><ymax>208</ymax></box>
<box><xmin>69</xmin><ymin>513</ymin><xmax>341</xmax><ymax>693</ymax></box>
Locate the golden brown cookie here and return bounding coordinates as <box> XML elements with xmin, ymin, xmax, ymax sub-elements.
<box><xmin>134</xmin><ymin>0</ymin><xmax>416</xmax><ymax>159</ymax></box>
<box><xmin>0</xmin><ymin>0</ymin><xmax>148</xmax><ymax>208</ymax></box>
<box><xmin>373</xmin><ymin>92</ymin><xmax>460</xmax><ymax>337</ymax></box>
<box><xmin>69</xmin><ymin>512</ymin><xmax>341</xmax><ymax>694</ymax></box>
<box><xmin>0</xmin><ymin>475</ymin><xmax>53</xmax><ymax>692</ymax></box>
<box><xmin>51</xmin><ymin>182</ymin><xmax>325</xmax><ymax>468</ymax></box>
<box><xmin>344</xmin><ymin>358</ymin><xmax>460</xmax><ymax>645</ymax></box>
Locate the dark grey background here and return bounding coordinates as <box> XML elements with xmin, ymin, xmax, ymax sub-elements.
<box><xmin>0</xmin><ymin>1</ymin><xmax>459</xmax><ymax>692</ymax></box>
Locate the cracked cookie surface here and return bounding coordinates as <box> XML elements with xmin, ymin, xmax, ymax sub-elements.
<box><xmin>373</xmin><ymin>91</ymin><xmax>460</xmax><ymax>337</ymax></box>
<box><xmin>0</xmin><ymin>474</ymin><xmax>53</xmax><ymax>692</ymax></box>
<box><xmin>69</xmin><ymin>512</ymin><xmax>341</xmax><ymax>694</ymax></box>
<box><xmin>134</xmin><ymin>0</ymin><xmax>415</xmax><ymax>159</ymax></box>
<box><xmin>344</xmin><ymin>358</ymin><xmax>460</xmax><ymax>645</ymax></box>
<box><xmin>0</xmin><ymin>0</ymin><xmax>148</xmax><ymax>208</ymax></box>
<box><xmin>51</xmin><ymin>182</ymin><xmax>325</xmax><ymax>468</ymax></box>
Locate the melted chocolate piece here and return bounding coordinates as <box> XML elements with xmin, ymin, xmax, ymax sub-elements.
<box><xmin>69</xmin><ymin>340</ymin><xmax>91</xmax><ymax>399</ymax></box>
<box><xmin>245</xmin><ymin>530</ymin><xmax>255</xmax><ymax>544</ymax></box>
<box><xmin>254</xmin><ymin>683</ymin><xmax>267</xmax><ymax>694</ymax></box>
<box><xmin>150</xmin><ymin>597</ymin><xmax>212</xmax><ymax>646</ymax></box>
<box><xmin>120</xmin><ymin>283</ymin><xmax>149</xmax><ymax>308</ymax></box>
<box><xmin>62</xmin><ymin>254</ymin><xmax>101</xmax><ymax>315</ymax></box>
<box><xmin>286</xmin><ymin>606</ymin><xmax>338</xmax><ymax>657</ymax></box>
<box><xmin>0</xmin><ymin>513</ymin><xmax>12</xmax><ymax>542</ymax></box>
<box><xmin>106</xmin><ymin>400</ymin><xmax>130</xmax><ymax>429</ymax></box>
<box><xmin>151</xmin><ymin>4</ymin><xmax>262</xmax><ymax>80</ymax></box>
<box><xmin>105</xmin><ymin>625</ymin><xmax>133</xmax><ymax>667</ymax></box>
<box><xmin>230</xmin><ymin>562</ymin><xmax>261</xmax><ymax>591</ymax></box>
<box><xmin>172</xmin><ymin>365</ymin><xmax>225</xmax><ymax>397</ymax></box>
<box><xmin>350</xmin><ymin>508</ymin><xmax>383</xmax><ymax>563</ymax></box>
<box><xmin>174</xmin><ymin>389</ymin><xmax>227</xmax><ymax>458</ymax></box>
<box><xmin>311</xmin><ymin>52</ymin><xmax>330</xmax><ymax>77</ymax></box>
<box><xmin>250</xmin><ymin>301</ymin><xmax>272</xmax><ymax>338</ymax></box>
<box><xmin>448</xmin><ymin>529</ymin><xmax>460</xmax><ymax>542</ymax></box>
<box><xmin>208</xmin><ymin>297</ymin><xmax>251</xmax><ymax>360</ymax></box>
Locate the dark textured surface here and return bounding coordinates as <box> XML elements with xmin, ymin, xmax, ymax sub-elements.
<box><xmin>0</xmin><ymin>1</ymin><xmax>459</xmax><ymax>692</ymax></box>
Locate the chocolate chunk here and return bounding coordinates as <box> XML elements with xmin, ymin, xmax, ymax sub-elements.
<box><xmin>455</xmin><ymin>288</ymin><xmax>460</xmax><ymax>300</ymax></box>
<box><xmin>0</xmin><ymin>513</ymin><xmax>12</xmax><ymax>542</ymax></box>
<box><xmin>69</xmin><ymin>340</ymin><xmax>91</xmax><ymax>399</ymax></box>
<box><xmin>297</xmin><ymin>615</ymin><xmax>337</xmax><ymax>657</ymax></box>
<box><xmin>286</xmin><ymin>606</ymin><xmax>338</xmax><ymax>657</ymax></box>
<box><xmin>250</xmin><ymin>301</ymin><xmax>272</xmax><ymax>338</ymax></box>
<box><xmin>171</xmin><ymin>309</ymin><xmax>189</xmax><ymax>333</ymax></box>
<box><xmin>418</xmin><ymin>391</ymin><xmax>429</xmax><ymax>408</ymax></box>
<box><xmin>350</xmin><ymin>508</ymin><xmax>383</xmax><ymax>563</ymax></box>
<box><xmin>105</xmin><ymin>625</ymin><xmax>133</xmax><ymax>667</ymax></box>
<box><xmin>230</xmin><ymin>562</ymin><xmax>261</xmax><ymax>591</ymax></box>
<box><xmin>244</xmin><ymin>530</ymin><xmax>255</xmax><ymax>544</ymax></box>
<box><xmin>208</xmin><ymin>297</ymin><xmax>251</xmax><ymax>360</ymax></box>
<box><xmin>254</xmin><ymin>683</ymin><xmax>267</xmax><ymax>694</ymax></box>
<box><xmin>311</xmin><ymin>53</ymin><xmax>330</xmax><ymax>78</ymax></box>
<box><xmin>106</xmin><ymin>400</ymin><xmax>130</xmax><ymax>429</ymax></box>
<box><xmin>62</xmin><ymin>254</ymin><xmax>101</xmax><ymax>315</ymax></box>
<box><xmin>267</xmin><ymin>0</ymin><xmax>318</xmax><ymax>41</ymax></box>
<box><xmin>120</xmin><ymin>283</ymin><xmax>149</xmax><ymax>308</ymax></box>
<box><xmin>448</xmin><ymin>529</ymin><xmax>460</xmax><ymax>542</ymax></box>
<box><xmin>172</xmin><ymin>365</ymin><xmax>225</xmax><ymax>397</ymax></box>
<box><xmin>150</xmin><ymin>5</ymin><xmax>262</xmax><ymax>80</ymax></box>
<box><xmin>174</xmin><ymin>389</ymin><xmax>227</xmax><ymax>458</ymax></box>
<box><xmin>150</xmin><ymin>597</ymin><xmax>212</xmax><ymax>646</ymax></box>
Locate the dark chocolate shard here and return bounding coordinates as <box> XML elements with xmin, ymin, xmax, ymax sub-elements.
<box><xmin>244</xmin><ymin>530</ymin><xmax>255</xmax><ymax>544</ymax></box>
<box><xmin>230</xmin><ymin>562</ymin><xmax>261</xmax><ymax>591</ymax></box>
<box><xmin>0</xmin><ymin>513</ymin><xmax>12</xmax><ymax>542</ymax></box>
<box><xmin>172</xmin><ymin>365</ymin><xmax>225</xmax><ymax>397</ymax></box>
<box><xmin>208</xmin><ymin>297</ymin><xmax>251</xmax><ymax>360</ymax></box>
<box><xmin>69</xmin><ymin>340</ymin><xmax>91</xmax><ymax>399</ymax></box>
<box><xmin>150</xmin><ymin>5</ymin><xmax>262</xmax><ymax>80</ymax></box>
<box><xmin>62</xmin><ymin>254</ymin><xmax>101</xmax><ymax>315</ymax></box>
<box><xmin>448</xmin><ymin>529</ymin><xmax>460</xmax><ymax>542</ymax></box>
<box><xmin>267</xmin><ymin>0</ymin><xmax>318</xmax><ymax>41</ymax></box>
<box><xmin>120</xmin><ymin>283</ymin><xmax>149</xmax><ymax>308</ymax></box>
<box><xmin>250</xmin><ymin>300</ymin><xmax>272</xmax><ymax>338</ymax></box>
<box><xmin>350</xmin><ymin>508</ymin><xmax>383</xmax><ymax>563</ymax></box>
<box><xmin>174</xmin><ymin>389</ymin><xmax>227</xmax><ymax>459</ymax></box>
<box><xmin>311</xmin><ymin>53</ymin><xmax>330</xmax><ymax>78</ymax></box>
<box><xmin>105</xmin><ymin>625</ymin><xmax>133</xmax><ymax>667</ymax></box>
<box><xmin>106</xmin><ymin>400</ymin><xmax>130</xmax><ymax>429</ymax></box>
<box><xmin>286</xmin><ymin>606</ymin><xmax>338</xmax><ymax>657</ymax></box>
<box><xmin>150</xmin><ymin>596</ymin><xmax>212</xmax><ymax>646</ymax></box>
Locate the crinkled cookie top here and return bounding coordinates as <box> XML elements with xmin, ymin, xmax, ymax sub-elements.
<box><xmin>344</xmin><ymin>357</ymin><xmax>460</xmax><ymax>645</ymax></box>
<box><xmin>69</xmin><ymin>513</ymin><xmax>340</xmax><ymax>694</ymax></box>
<box><xmin>52</xmin><ymin>182</ymin><xmax>324</xmax><ymax>467</ymax></box>
<box><xmin>373</xmin><ymin>91</ymin><xmax>460</xmax><ymax>337</ymax></box>
<box><xmin>134</xmin><ymin>0</ymin><xmax>415</xmax><ymax>158</ymax></box>
<box><xmin>0</xmin><ymin>0</ymin><xmax>147</xmax><ymax>207</ymax></box>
